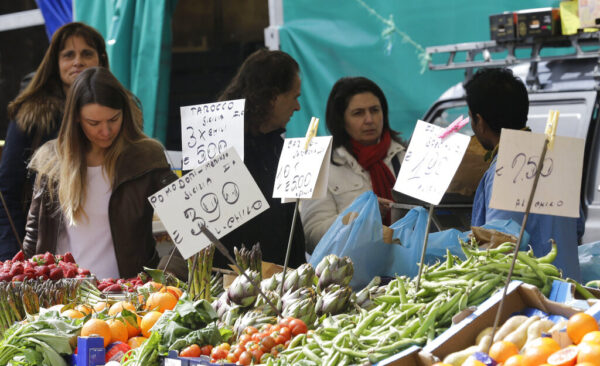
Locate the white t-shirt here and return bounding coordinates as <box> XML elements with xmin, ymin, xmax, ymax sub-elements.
<box><xmin>56</xmin><ymin>166</ymin><xmax>120</xmax><ymax>280</ymax></box>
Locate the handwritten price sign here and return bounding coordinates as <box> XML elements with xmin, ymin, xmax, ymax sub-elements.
<box><xmin>180</xmin><ymin>99</ymin><xmax>245</xmax><ymax>170</ymax></box>
<box><xmin>394</xmin><ymin>120</ymin><xmax>470</xmax><ymax>205</ymax></box>
<box><xmin>273</xmin><ymin>136</ymin><xmax>332</xmax><ymax>199</ymax></box>
<box><xmin>489</xmin><ymin>129</ymin><xmax>584</xmax><ymax>217</ymax></box>
<box><xmin>148</xmin><ymin>148</ymin><xmax>269</xmax><ymax>258</ymax></box>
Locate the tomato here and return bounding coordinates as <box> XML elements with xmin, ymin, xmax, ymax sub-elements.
<box><xmin>271</xmin><ymin>344</ymin><xmax>285</xmax><ymax>358</ymax></box>
<box><xmin>278</xmin><ymin>317</ymin><xmax>294</xmax><ymax>328</ymax></box>
<box><xmin>279</xmin><ymin>327</ymin><xmax>292</xmax><ymax>342</ymax></box>
<box><xmin>200</xmin><ymin>344</ymin><xmax>213</xmax><ymax>356</ymax></box>
<box><xmin>243</xmin><ymin>326</ymin><xmax>258</xmax><ymax>335</ymax></box>
<box><xmin>239</xmin><ymin>334</ymin><xmax>251</xmax><ymax>344</ymax></box>
<box><xmin>260</xmin><ymin>335</ymin><xmax>276</xmax><ymax>352</ymax></box>
<box><xmin>180</xmin><ymin>344</ymin><xmax>201</xmax><ymax>357</ymax></box>
<box><xmin>226</xmin><ymin>353</ymin><xmax>236</xmax><ymax>363</ymax></box>
<box><xmin>271</xmin><ymin>324</ymin><xmax>282</xmax><ymax>332</ymax></box>
<box><xmin>273</xmin><ymin>333</ymin><xmax>287</xmax><ymax>345</ymax></box>
<box><xmin>251</xmin><ymin>332</ymin><xmax>262</xmax><ymax>342</ymax></box>
<box><xmin>210</xmin><ymin>347</ymin><xmax>228</xmax><ymax>360</ymax></box>
<box><xmin>233</xmin><ymin>346</ymin><xmax>245</xmax><ymax>360</ymax></box>
<box><xmin>251</xmin><ymin>348</ymin><xmax>264</xmax><ymax>362</ymax></box>
<box><xmin>238</xmin><ymin>351</ymin><xmax>252</xmax><ymax>366</ymax></box>
<box><xmin>245</xmin><ymin>341</ymin><xmax>258</xmax><ymax>351</ymax></box>
<box><xmin>260</xmin><ymin>323</ymin><xmax>273</xmax><ymax>333</ymax></box>
<box><xmin>219</xmin><ymin>342</ymin><xmax>231</xmax><ymax>351</ymax></box>
<box><xmin>289</xmin><ymin>318</ymin><xmax>308</xmax><ymax>336</ymax></box>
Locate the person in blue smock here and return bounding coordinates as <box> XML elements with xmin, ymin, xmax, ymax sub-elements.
<box><xmin>466</xmin><ymin>68</ymin><xmax>582</xmax><ymax>281</ymax></box>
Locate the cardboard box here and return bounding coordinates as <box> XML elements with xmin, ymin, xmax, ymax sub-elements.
<box><xmin>489</xmin><ymin>12</ymin><xmax>517</xmax><ymax>42</ymax></box>
<box><xmin>377</xmin><ymin>346</ymin><xmax>437</xmax><ymax>366</ymax></box>
<box><xmin>516</xmin><ymin>8</ymin><xmax>561</xmax><ymax>39</ymax></box>
<box><xmin>421</xmin><ymin>281</ymin><xmax>582</xmax><ymax>361</ymax></box>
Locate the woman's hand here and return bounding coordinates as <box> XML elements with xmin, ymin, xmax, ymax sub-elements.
<box><xmin>377</xmin><ymin>197</ymin><xmax>394</xmax><ymax>218</ymax></box>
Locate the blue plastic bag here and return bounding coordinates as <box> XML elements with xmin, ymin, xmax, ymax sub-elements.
<box><xmin>310</xmin><ymin>191</ymin><xmax>531</xmax><ymax>289</ymax></box>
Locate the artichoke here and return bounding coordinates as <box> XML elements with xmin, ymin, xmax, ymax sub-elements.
<box><xmin>282</xmin><ymin>297</ymin><xmax>317</xmax><ymax>327</ymax></box>
<box><xmin>260</xmin><ymin>272</ymin><xmax>282</xmax><ymax>293</ymax></box>
<box><xmin>221</xmin><ymin>304</ymin><xmax>242</xmax><ymax>327</ymax></box>
<box><xmin>227</xmin><ymin>270</ymin><xmax>260</xmax><ymax>307</ymax></box>
<box><xmin>253</xmin><ymin>290</ymin><xmax>281</xmax><ymax>316</ymax></box>
<box><xmin>283</xmin><ymin>263</ymin><xmax>315</xmax><ymax>292</ymax></box>
<box><xmin>233</xmin><ymin>310</ymin><xmax>276</xmax><ymax>337</ymax></box>
<box><xmin>315</xmin><ymin>255</ymin><xmax>353</xmax><ymax>290</ymax></box>
<box><xmin>213</xmin><ymin>291</ymin><xmax>232</xmax><ymax>319</ymax></box>
<box><xmin>316</xmin><ymin>284</ymin><xmax>353</xmax><ymax>316</ymax></box>
<box><xmin>281</xmin><ymin>287</ymin><xmax>316</xmax><ymax>310</ymax></box>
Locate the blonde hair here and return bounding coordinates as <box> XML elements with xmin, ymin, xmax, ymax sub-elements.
<box><xmin>30</xmin><ymin>67</ymin><xmax>146</xmax><ymax>225</ymax></box>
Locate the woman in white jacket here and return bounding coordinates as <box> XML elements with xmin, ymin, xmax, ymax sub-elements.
<box><xmin>300</xmin><ymin>77</ymin><xmax>406</xmax><ymax>253</ymax></box>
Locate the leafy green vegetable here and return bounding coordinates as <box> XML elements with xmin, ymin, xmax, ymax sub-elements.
<box><xmin>168</xmin><ymin>322</ymin><xmax>223</xmax><ymax>351</ymax></box>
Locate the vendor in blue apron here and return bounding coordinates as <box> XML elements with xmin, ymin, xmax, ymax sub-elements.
<box><xmin>466</xmin><ymin>67</ymin><xmax>582</xmax><ymax>281</ymax></box>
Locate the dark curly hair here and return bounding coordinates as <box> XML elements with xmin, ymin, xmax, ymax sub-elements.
<box><xmin>465</xmin><ymin>68</ymin><xmax>528</xmax><ymax>134</ymax></box>
<box><xmin>218</xmin><ymin>49</ymin><xmax>299</xmax><ymax>135</ymax></box>
<box><xmin>326</xmin><ymin>76</ymin><xmax>401</xmax><ymax>155</ymax></box>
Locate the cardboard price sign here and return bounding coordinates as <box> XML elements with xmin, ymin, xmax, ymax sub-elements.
<box><xmin>489</xmin><ymin>129</ymin><xmax>584</xmax><ymax>217</ymax></box>
<box><xmin>180</xmin><ymin>99</ymin><xmax>245</xmax><ymax>170</ymax></box>
<box><xmin>148</xmin><ymin>148</ymin><xmax>269</xmax><ymax>258</ymax></box>
<box><xmin>394</xmin><ymin>120</ymin><xmax>470</xmax><ymax>205</ymax></box>
<box><xmin>272</xmin><ymin>136</ymin><xmax>332</xmax><ymax>199</ymax></box>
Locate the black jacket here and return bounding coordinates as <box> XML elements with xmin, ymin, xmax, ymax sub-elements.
<box><xmin>214</xmin><ymin>129</ymin><xmax>306</xmax><ymax>269</ymax></box>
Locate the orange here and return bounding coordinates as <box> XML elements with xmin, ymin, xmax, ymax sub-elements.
<box><xmin>523</xmin><ymin>337</ymin><xmax>561</xmax><ymax>366</ymax></box>
<box><xmin>108</xmin><ymin>301</ymin><xmax>136</xmax><ymax>316</ymax></box>
<box><xmin>490</xmin><ymin>340</ymin><xmax>520</xmax><ymax>362</ymax></box>
<box><xmin>547</xmin><ymin>346</ymin><xmax>579</xmax><ymax>366</ymax></box>
<box><xmin>164</xmin><ymin>286</ymin><xmax>183</xmax><ymax>300</ymax></box>
<box><xmin>576</xmin><ymin>341</ymin><xmax>600</xmax><ymax>365</ymax></box>
<box><xmin>140</xmin><ymin>311</ymin><xmax>162</xmax><ymax>338</ymax></box>
<box><xmin>567</xmin><ymin>313</ymin><xmax>599</xmax><ymax>344</ymax></box>
<box><xmin>75</xmin><ymin>304</ymin><xmax>93</xmax><ymax>315</ymax></box>
<box><xmin>121</xmin><ymin>313</ymin><xmax>141</xmax><ymax>338</ymax></box>
<box><xmin>127</xmin><ymin>336</ymin><xmax>148</xmax><ymax>349</ymax></box>
<box><xmin>93</xmin><ymin>301</ymin><xmax>110</xmax><ymax>313</ymax></box>
<box><xmin>505</xmin><ymin>355</ymin><xmax>525</xmax><ymax>366</ymax></box>
<box><xmin>107</xmin><ymin>318</ymin><xmax>129</xmax><ymax>343</ymax></box>
<box><xmin>581</xmin><ymin>331</ymin><xmax>600</xmax><ymax>345</ymax></box>
<box><xmin>62</xmin><ymin>309</ymin><xmax>84</xmax><ymax>319</ymax></box>
<box><xmin>144</xmin><ymin>292</ymin><xmax>177</xmax><ymax>313</ymax></box>
<box><xmin>576</xmin><ymin>363</ymin><xmax>599</xmax><ymax>366</ymax></box>
<box><xmin>81</xmin><ymin>318</ymin><xmax>112</xmax><ymax>347</ymax></box>
<box><xmin>143</xmin><ymin>281</ymin><xmax>163</xmax><ymax>292</ymax></box>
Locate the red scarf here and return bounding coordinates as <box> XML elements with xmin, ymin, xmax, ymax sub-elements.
<box><xmin>351</xmin><ymin>130</ymin><xmax>395</xmax><ymax>222</ymax></box>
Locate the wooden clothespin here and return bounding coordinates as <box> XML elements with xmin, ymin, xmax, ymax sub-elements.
<box><xmin>545</xmin><ymin>110</ymin><xmax>559</xmax><ymax>150</ymax></box>
<box><xmin>438</xmin><ymin>115</ymin><xmax>470</xmax><ymax>139</ymax></box>
<box><xmin>304</xmin><ymin>116</ymin><xmax>320</xmax><ymax>151</ymax></box>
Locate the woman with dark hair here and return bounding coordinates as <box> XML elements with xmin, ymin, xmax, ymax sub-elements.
<box><xmin>215</xmin><ymin>48</ymin><xmax>307</xmax><ymax>268</ymax></box>
<box><xmin>300</xmin><ymin>77</ymin><xmax>406</xmax><ymax>253</ymax></box>
<box><xmin>0</xmin><ymin>22</ymin><xmax>109</xmax><ymax>260</ymax></box>
<box><xmin>23</xmin><ymin>67</ymin><xmax>177</xmax><ymax>279</ymax></box>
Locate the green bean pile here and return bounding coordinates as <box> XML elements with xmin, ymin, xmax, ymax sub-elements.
<box><xmin>264</xmin><ymin>240</ymin><xmax>564</xmax><ymax>365</ymax></box>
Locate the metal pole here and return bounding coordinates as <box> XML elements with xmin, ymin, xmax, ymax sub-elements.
<box><xmin>278</xmin><ymin>200</ymin><xmax>299</xmax><ymax>307</ymax></box>
<box><xmin>487</xmin><ymin>138</ymin><xmax>549</xmax><ymax>353</ymax></box>
<box><xmin>415</xmin><ymin>205</ymin><xmax>435</xmax><ymax>292</ymax></box>
<box><xmin>200</xmin><ymin>225</ymin><xmax>282</xmax><ymax>317</ymax></box>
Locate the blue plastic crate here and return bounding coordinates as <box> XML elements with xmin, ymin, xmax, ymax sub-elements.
<box><xmin>161</xmin><ymin>351</ymin><xmax>236</xmax><ymax>366</ymax></box>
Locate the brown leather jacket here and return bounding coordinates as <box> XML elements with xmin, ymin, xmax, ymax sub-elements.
<box><xmin>23</xmin><ymin>139</ymin><xmax>178</xmax><ymax>278</ymax></box>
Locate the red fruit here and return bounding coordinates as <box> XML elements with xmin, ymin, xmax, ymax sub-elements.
<box><xmin>3</xmin><ymin>260</ymin><xmax>12</xmax><ymax>271</ymax></box>
<box><xmin>9</xmin><ymin>263</ymin><xmax>23</xmax><ymax>276</ymax></box>
<box><xmin>43</xmin><ymin>252</ymin><xmax>55</xmax><ymax>265</ymax></box>
<box><xmin>12</xmin><ymin>251</ymin><xmax>25</xmax><ymax>262</ymax></box>
<box><xmin>48</xmin><ymin>263</ymin><xmax>57</xmax><ymax>270</ymax></box>
<box><xmin>103</xmin><ymin>284</ymin><xmax>123</xmax><ymax>292</ymax></box>
<box><xmin>23</xmin><ymin>261</ymin><xmax>35</xmax><ymax>271</ymax></box>
<box><xmin>62</xmin><ymin>252</ymin><xmax>75</xmax><ymax>263</ymax></box>
<box><xmin>97</xmin><ymin>283</ymin><xmax>109</xmax><ymax>291</ymax></box>
<box><xmin>35</xmin><ymin>265</ymin><xmax>50</xmax><ymax>277</ymax></box>
<box><xmin>64</xmin><ymin>268</ymin><xmax>77</xmax><ymax>278</ymax></box>
<box><xmin>12</xmin><ymin>274</ymin><xmax>26</xmax><ymax>282</ymax></box>
<box><xmin>49</xmin><ymin>268</ymin><xmax>64</xmax><ymax>280</ymax></box>
<box><xmin>31</xmin><ymin>254</ymin><xmax>45</xmax><ymax>265</ymax></box>
<box><xmin>0</xmin><ymin>273</ymin><xmax>12</xmax><ymax>282</ymax></box>
<box><xmin>55</xmin><ymin>254</ymin><xmax>63</xmax><ymax>262</ymax></box>
<box><xmin>77</xmin><ymin>268</ymin><xmax>91</xmax><ymax>276</ymax></box>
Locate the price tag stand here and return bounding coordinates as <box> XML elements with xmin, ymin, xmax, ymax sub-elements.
<box><xmin>415</xmin><ymin>204</ymin><xmax>435</xmax><ymax>292</ymax></box>
<box><xmin>486</xmin><ymin>111</ymin><xmax>557</xmax><ymax>353</ymax></box>
<box><xmin>199</xmin><ymin>225</ymin><xmax>282</xmax><ymax>317</ymax></box>
<box><xmin>278</xmin><ymin>200</ymin><xmax>299</xmax><ymax>308</ymax></box>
